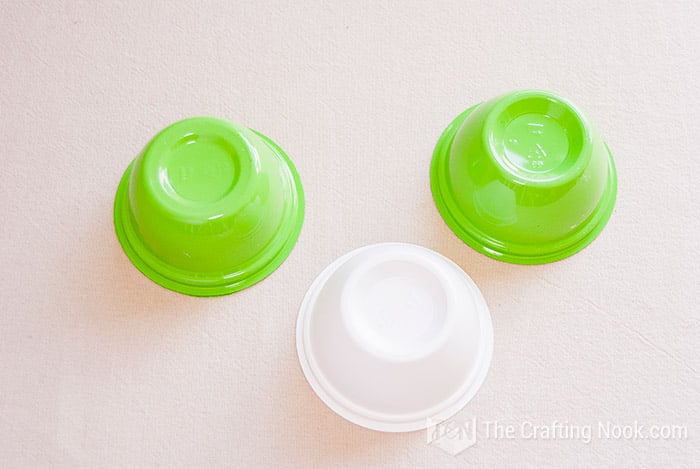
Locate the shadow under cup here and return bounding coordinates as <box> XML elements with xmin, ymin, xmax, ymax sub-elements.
<box><xmin>431</xmin><ymin>90</ymin><xmax>617</xmax><ymax>264</ymax></box>
<box><xmin>114</xmin><ymin>117</ymin><xmax>304</xmax><ymax>296</ymax></box>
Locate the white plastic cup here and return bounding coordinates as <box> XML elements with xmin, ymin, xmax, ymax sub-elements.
<box><xmin>296</xmin><ymin>243</ymin><xmax>493</xmax><ymax>432</ymax></box>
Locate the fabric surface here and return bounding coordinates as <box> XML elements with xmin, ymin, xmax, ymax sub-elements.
<box><xmin>1</xmin><ymin>1</ymin><xmax>698</xmax><ymax>467</ymax></box>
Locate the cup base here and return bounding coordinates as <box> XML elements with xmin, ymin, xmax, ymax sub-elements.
<box><xmin>431</xmin><ymin>105</ymin><xmax>617</xmax><ymax>264</ymax></box>
<box><xmin>114</xmin><ymin>131</ymin><xmax>304</xmax><ymax>297</ymax></box>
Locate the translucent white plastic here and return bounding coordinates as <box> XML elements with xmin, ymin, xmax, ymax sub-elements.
<box><xmin>296</xmin><ymin>243</ymin><xmax>493</xmax><ymax>432</ymax></box>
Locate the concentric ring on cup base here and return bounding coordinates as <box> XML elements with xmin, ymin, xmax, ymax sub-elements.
<box><xmin>430</xmin><ymin>92</ymin><xmax>617</xmax><ymax>264</ymax></box>
<box><xmin>296</xmin><ymin>243</ymin><xmax>493</xmax><ymax>432</ymax></box>
<box><xmin>114</xmin><ymin>120</ymin><xmax>304</xmax><ymax>297</ymax></box>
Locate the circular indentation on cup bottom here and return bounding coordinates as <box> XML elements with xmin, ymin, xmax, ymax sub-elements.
<box><xmin>166</xmin><ymin>136</ymin><xmax>238</xmax><ymax>202</ymax></box>
<box><xmin>345</xmin><ymin>260</ymin><xmax>449</xmax><ymax>359</ymax></box>
<box><xmin>503</xmin><ymin>113</ymin><xmax>569</xmax><ymax>172</ymax></box>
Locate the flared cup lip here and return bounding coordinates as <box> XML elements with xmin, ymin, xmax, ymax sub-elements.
<box><xmin>296</xmin><ymin>243</ymin><xmax>494</xmax><ymax>432</ymax></box>
<box><xmin>114</xmin><ymin>129</ymin><xmax>305</xmax><ymax>297</ymax></box>
<box><xmin>430</xmin><ymin>95</ymin><xmax>617</xmax><ymax>265</ymax></box>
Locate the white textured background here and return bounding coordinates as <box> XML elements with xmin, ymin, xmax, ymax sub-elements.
<box><xmin>1</xmin><ymin>1</ymin><xmax>699</xmax><ymax>467</ymax></box>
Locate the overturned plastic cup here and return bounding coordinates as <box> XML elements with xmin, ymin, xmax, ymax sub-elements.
<box><xmin>114</xmin><ymin>117</ymin><xmax>304</xmax><ymax>296</ymax></box>
<box><xmin>431</xmin><ymin>90</ymin><xmax>617</xmax><ymax>264</ymax></box>
<box><xmin>296</xmin><ymin>243</ymin><xmax>493</xmax><ymax>432</ymax></box>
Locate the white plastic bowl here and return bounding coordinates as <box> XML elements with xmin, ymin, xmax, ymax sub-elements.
<box><xmin>296</xmin><ymin>243</ymin><xmax>493</xmax><ymax>432</ymax></box>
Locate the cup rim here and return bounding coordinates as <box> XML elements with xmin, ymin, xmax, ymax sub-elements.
<box><xmin>296</xmin><ymin>243</ymin><xmax>493</xmax><ymax>432</ymax></box>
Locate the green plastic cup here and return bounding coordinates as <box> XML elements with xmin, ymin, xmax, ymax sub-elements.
<box><xmin>114</xmin><ymin>117</ymin><xmax>304</xmax><ymax>296</ymax></box>
<box><xmin>431</xmin><ymin>90</ymin><xmax>617</xmax><ymax>264</ymax></box>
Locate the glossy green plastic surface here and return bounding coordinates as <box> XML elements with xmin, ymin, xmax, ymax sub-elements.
<box><xmin>114</xmin><ymin>117</ymin><xmax>304</xmax><ymax>296</ymax></box>
<box><xmin>431</xmin><ymin>90</ymin><xmax>617</xmax><ymax>264</ymax></box>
